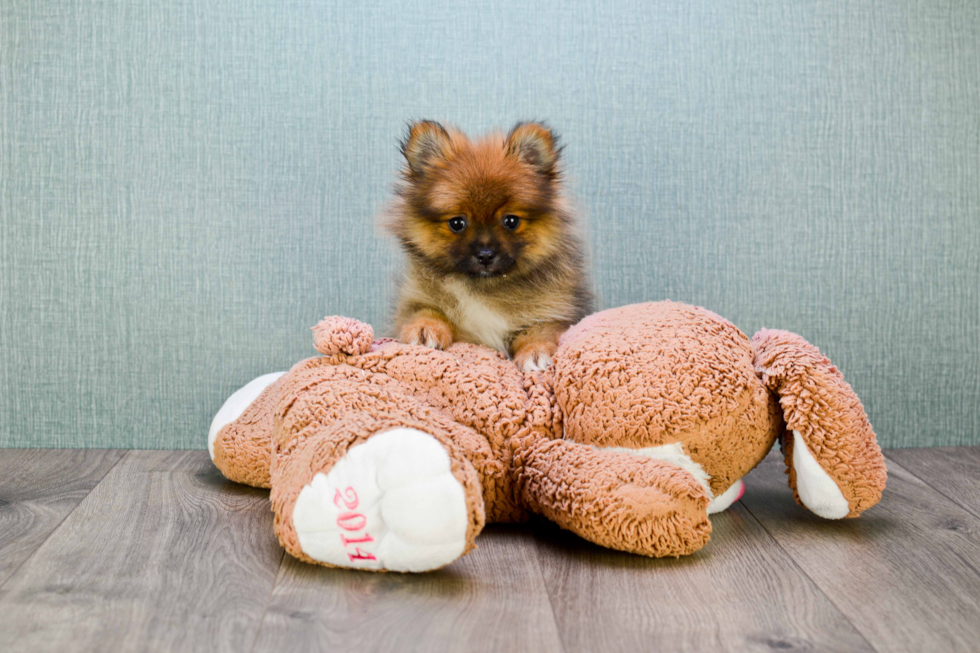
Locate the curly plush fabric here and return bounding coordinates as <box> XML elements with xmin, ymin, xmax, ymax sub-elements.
<box><xmin>211</xmin><ymin>301</ymin><xmax>887</xmax><ymax>571</ymax></box>
<box><xmin>312</xmin><ymin>316</ymin><xmax>375</xmax><ymax>357</ymax></box>
<box><xmin>518</xmin><ymin>439</ymin><xmax>712</xmax><ymax>556</ymax></box>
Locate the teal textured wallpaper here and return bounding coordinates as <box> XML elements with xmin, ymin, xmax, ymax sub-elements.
<box><xmin>1</xmin><ymin>0</ymin><xmax>978</xmax><ymax>449</ymax></box>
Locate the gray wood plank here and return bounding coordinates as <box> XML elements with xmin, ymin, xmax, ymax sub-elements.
<box><xmin>0</xmin><ymin>449</ymin><xmax>125</xmax><ymax>588</ymax></box>
<box><xmin>252</xmin><ymin>525</ymin><xmax>563</xmax><ymax>653</ymax></box>
<box><xmin>534</xmin><ymin>505</ymin><xmax>874</xmax><ymax>653</ymax></box>
<box><xmin>0</xmin><ymin>450</ymin><xmax>284</xmax><ymax>653</ymax></box>
<box><xmin>886</xmin><ymin>446</ymin><xmax>980</xmax><ymax>519</ymax></box>
<box><xmin>741</xmin><ymin>455</ymin><xmax>980</xmax><ymax>653</ymax></box>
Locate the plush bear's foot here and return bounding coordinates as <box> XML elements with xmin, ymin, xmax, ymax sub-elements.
<box><xmin>209</xmin><ymin>372</ymin><xmax>285</xmax><ymax>488</ymax></box>
<box><xmin>208</xmin><ymin>372</ymin><xmax>285</xmax><ymax>459</ymax></box>
<box><xmin>290</xmin><ymin>428</ymin><xmax>475</xmax><ymax>572</ymax></box>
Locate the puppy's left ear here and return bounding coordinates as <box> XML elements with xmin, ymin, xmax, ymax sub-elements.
<box><xmin>506</xmin><ymin>122</ymin><xmax>561</xmax><ymax>176</ymax></box>
<box><xmin>401</xmin><ymin>120</ymin><xmax>452</xmax><ymax>178</ymax></box>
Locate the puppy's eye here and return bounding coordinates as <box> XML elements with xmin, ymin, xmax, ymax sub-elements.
<box><xmin>503</xmin><ymin>215</ymin><xmax>520</xmax><ymax>231</ymax></box>
<box><xmin>448</xmin><ymin>216</ymin><xmax>467</xmax><ymax>233</ymax></box>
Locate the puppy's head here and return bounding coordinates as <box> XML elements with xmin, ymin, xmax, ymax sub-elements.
<box><xmin>388</xmin><ymin>120</ymin><xmax>568</xmax><ymax>279</ymax></box>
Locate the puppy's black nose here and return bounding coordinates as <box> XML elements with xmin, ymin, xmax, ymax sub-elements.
<box><xmin>475</xmin><ymin>248</ymin><xmax>497</xmax><ymax>266</ymax></box>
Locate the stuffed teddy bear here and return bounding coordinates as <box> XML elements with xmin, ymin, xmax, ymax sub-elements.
<box><xmin>208</xmin><ymin>301</ymin><xmax>886</xmax><ymax>572</ymax></box>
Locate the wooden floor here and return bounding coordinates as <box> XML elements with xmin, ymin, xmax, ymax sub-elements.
<box><xmin>1</xmin><ymin>448</ymin><xmax>979</xmax><ymax>652</ymax></box>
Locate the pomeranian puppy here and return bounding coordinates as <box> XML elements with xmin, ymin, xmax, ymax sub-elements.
<box><xmin>383</xmin><ymin>120</ymin><xmax>593</xmax><ymax>372</ymax></box>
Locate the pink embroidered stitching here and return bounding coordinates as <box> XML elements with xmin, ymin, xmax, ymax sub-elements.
<box><xmin>332</xmin><ymin>486</ymin><xmax>378</xmax><ymax>562</ymax></box>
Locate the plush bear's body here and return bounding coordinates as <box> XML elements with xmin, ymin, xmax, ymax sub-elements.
<box><xmin>210</xmin><ymin>302</ymin><xmax>886</xmax><ymax>572</ymax></box>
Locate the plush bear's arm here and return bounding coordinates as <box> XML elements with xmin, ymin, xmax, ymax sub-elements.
<box><xmin>517</xmin><ymin>438</ymin><xmax>712</xmax><ymax>557</ymax></box>
<box><xmin>752</xmin><ymin>329</ymin><xmax>887</xmax><ymax>518</ymax></box>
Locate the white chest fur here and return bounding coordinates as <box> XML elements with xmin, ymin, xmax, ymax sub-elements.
<box><xmin>443</xmin><ymin>279</ymin><xmax>512</xmax><ymax>353</ymax></box>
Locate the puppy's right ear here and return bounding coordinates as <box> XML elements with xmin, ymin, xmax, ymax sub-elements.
<box><xmin>401</xmin><ymin>120</ymin><xmax>451</xmax><ymax>177</ymax></box>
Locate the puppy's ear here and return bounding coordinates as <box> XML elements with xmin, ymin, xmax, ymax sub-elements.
<box><xmin>401</xmin><ymin>120</ymin><xmax>452</xmax><ymax>177</ymax></box>
<box><xmin>506</xmin><ymin>122</ymin><xmax>561</xmax><ymax>175</ymax></box>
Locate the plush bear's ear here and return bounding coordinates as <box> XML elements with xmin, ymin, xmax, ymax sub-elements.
<box><xmin>401</xmin><ymin>120</ymin><xmax>452</xmax><ymax>177</ymax></box>
<box><xmin>506</xmin><ymin>122</ymin><xmax>561</xmax><ymax>175</ymax></box>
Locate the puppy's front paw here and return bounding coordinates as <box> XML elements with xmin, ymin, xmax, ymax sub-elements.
<box><xmin>400</xmin><ymin>317</ymin><xmax>453</xmax><ymax>350</ymax></box>
<box><xmin>514</xmin><ymin>346</ymin><xmax>555</xmax><ymax>373</ymax></box>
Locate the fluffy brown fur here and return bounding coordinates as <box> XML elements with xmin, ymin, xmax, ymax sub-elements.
<box><xmin>383</xmin><ymin>120</ymin><xmax>593</xmax><ymax>371</ymax></box>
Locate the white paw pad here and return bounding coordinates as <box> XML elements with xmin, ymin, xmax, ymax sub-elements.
<box><xmin>291</xmin><ymin>428</ymin><xmax>469</xmax><ymax>572</ymax></box>
<box><xmin>792</xmin><ymin>430</ymin><xmax>850</xmax><ymax>519</ymax></box>
<box><xmin>707</xmin><ymin>478</ymin><xmax>745</xmax><ymax>514</ymax></box>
